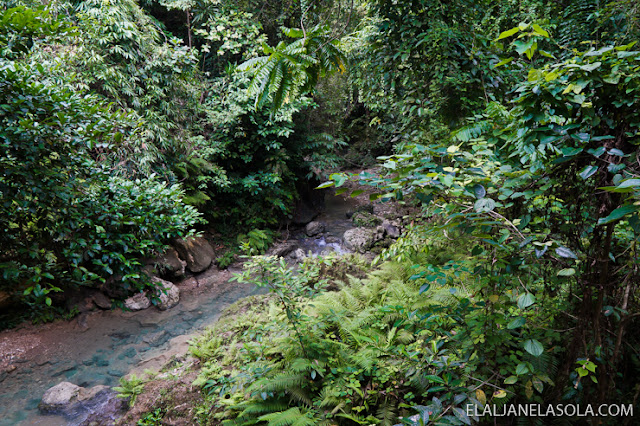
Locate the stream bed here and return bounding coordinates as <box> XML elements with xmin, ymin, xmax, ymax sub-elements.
<box><xmin>0</xmin><ymin>192</ymin><xmax>363</xmax><ymax>425</ymax></box>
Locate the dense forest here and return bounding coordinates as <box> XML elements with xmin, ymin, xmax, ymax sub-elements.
<box><xmin>1</xmin><ymin>0</ymin><xmax>640</xmax><ymax>424</ymax></box>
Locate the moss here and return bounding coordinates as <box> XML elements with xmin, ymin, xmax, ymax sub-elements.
<box><xmin>352</xmin><ymin>211</ymin><xmax>382</xmax><ymax>227</ymax></box>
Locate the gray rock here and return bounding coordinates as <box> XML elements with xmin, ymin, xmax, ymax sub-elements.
<box><xmin>92</xmin><ymin>292</ymin><xmax>112</xmax><ymax>309</ymax></box>
<box><xmin>156</xmin><ymin>247</ymin><xmax>187</xmax><ymax>278</ymax></box>
<box><xmin>269</xmin><ymin>240</ymin><xmax>299</xmax><ymax>257</ymax></box>
<box><xmin>173</xmin><ymin>236</ymin><xmax>215</xmax><ymax>273</ymax></box>
<box><xmin>40</xmin><ymin>382</ymin><xmax>126</xmax><ymax>422</ymax></box>
<box><xmin>39</xmin><ymin>382</ymin><xmax>81</xmax><ymax>413</ymax></box>
<box><xmin>305</xmin><ymin>221</ymin><xmax>325</xmax><ymax>236</ymax></box>
<box><xmin>290</xmin><ymin>248</ymin><xmax>307</xmax><ymax>260</ymax></box>
<box><xmin>382</xmin><ymin>220</ymin><xmax>401</xmax><ymax>238</ymax></box>
<box><xmin>343</xmin><ymin>228</ymin><xmax>381</xmax><ymax>253</ymax></box>
<box><xmin>124</xmin><ymin>292</ymin><xmax>151</xmax><ymax>311</ymax></box>
<box><xmin>152</xmin><ymin>277</ymin><xmax>180</xmax><ymax>311</ymax></box>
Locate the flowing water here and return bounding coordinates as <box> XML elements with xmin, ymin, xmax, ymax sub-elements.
<box><xmin>0</xmin><ymin>192</ymin><xmax>360</xmax><ymax>425</ymax></box>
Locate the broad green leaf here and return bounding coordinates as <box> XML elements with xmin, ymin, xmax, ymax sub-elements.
<box><xmin>524</xmin><ymin>339</ymin><xmax>544</xmax><ymax>356</ymax></box>
<box><xmin>579</xmin><ymin>165</ymin><xmax>598</xmax><ymax>180</ymax></box>
<box><xmin>532</xmin><ymin>24</ymin><xmax>549</xmax><ymax>38</ymax></box>
<box><xmin>507</xmin><ymin>317</ymin><xmax>526</xmax><ymax>329</ymax></box>
<box><xmin>517</xmin><ymin>293</ymin><xmax>536</xmax><ymax>309</ymax></box>
<box><xmin>598</xmin><ymin>204</ymin><xmax>640</xmax><ymax>225</ymax></box>
<box><xmin>555</xmin><ymin>246</ymin><xmax>578</xmax><ymax>259</ymax></box>
<box><xmin>473</xmin><ymin>184</ymin><xmax>486</xmax><ymax>199</ymax></box>
<box><xmin>516</xmin><ymin>363</ymin><xmax>529</xmax><ymax>375</ymax></box>
<box><xmin>504</xmin><ymin>376</ymin><xmax>518</xmax><ymax>385</ymax></box>
<box><xmin>557</xmin><ymin>268</ymin><xmax>576</xmax><ymax>277</ymax></box>
<box><xmin>350</xmin><ymin>190</ymin><xmax>364</xmax><ymax>197</ymax></box>
<box><xmin>474</xmin><ymin>198</ymin><xmax>496</xmax><ymax>213</ymax></box>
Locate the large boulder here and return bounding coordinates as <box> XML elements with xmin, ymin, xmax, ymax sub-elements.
<box><xmin>39</xmin><ymin>382</ymin><xmax>126</xmax><ymax>422</ymax></box>
<box><xmin>152</xmin><ymin>277</ymin><xmax>180</xmax><ymax>311</ymax></box>
<box><xmin>124</xmin><ymin>292</ymin><xmax>151</xmax><ymax>311</ymax></box>
<box><xmin>39</xmin><ymin>382</ymin><xmax>81</xmax><ymax>413</ymax></box>
<box><xmin>305</xmin><ymin>221</ymin><xmax>325</xmax><ymax>237</ymax></box>
<box><xmin>156</xmin><ymin>247</ymin><xmax>187</xmax><ymax>279</ymax></box>
<box><xmin>343</xmin><ymin>228</ymin><xmax>383</xmax><ymax>253</ymax></box>
<box><xmin>173</xmin><ymin>236</ymin><xmax>215</xmax><ymax>273</ymax></box>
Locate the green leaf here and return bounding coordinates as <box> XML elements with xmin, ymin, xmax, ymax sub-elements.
<box><xmin>350</xmin><ymin>190</ymin><xmax>364</xmax><ymax>198</ymax></box>
<box><xmin>579</xmin><ymin>165</ymin><xmax>598</xmax><ymax>180</ymax></box>
<box><xmin>557</xmin><ymin>268</ymin><xmax>576</xmax><ymax>277</ymax></box>
<box><xmin>504</xmin><ymin>376</ymin><xmax>518</xmax><ymax>385</ymax></box>
<box><xmin>496</xmin><ymin>27</ymin><xmax>520</xmax><ymax>40</ymax></box>
<box><xmin>517</xmin><ymin>293</ymin><xmax>536</xmax><ymax>309</ymax></box>
<box><xmin>555</xmin><ymin>246</ymin><xmax>578</xmax><ymax>259</ymax></box>
<box><xmin>532</xmin><ymin>24</ymin><xmax>550</xmax><ymax>38</ymax></box>
<box><xmin>507</xmin><ymin>317</ymin><xmax>526</xmax><ymax>329</ymax></box>
<box><xmin>524</xmin><ymin>339</ymin><xmax>544</xmax><ymax>356</ymax></box>
<box><xmin>473</xmin><ymin>184</ymin><xmax>486</xmax><ymax>199</ymax></box>
<box><xmin>316</xmin><ymin>181</ymin><xmax>334</xmax><ymax>189</ymax></box>
<box><xmin>474</xmin><ymin>198</ymin><xmax>496</xmax><ymax>213</ymax></box>
<box><xmin>516</xmin><ymin>363</ymin><xmax>529</xmax><ymax>375</ymax></box>
<box><xmin>597</xmin><ymin>204</ymin><xmax>640</xmax><ymax>225</ymax></box>
<box><xmin>494</xmin><ymin>57</ymin><xmax>515</xmax><ymax>68</ymax></box>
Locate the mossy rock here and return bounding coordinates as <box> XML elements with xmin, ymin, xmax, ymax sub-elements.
<box><xmin>352</xmin><ymin>211</ymin><xmax>382</xmax><ymax>228</ymax></box>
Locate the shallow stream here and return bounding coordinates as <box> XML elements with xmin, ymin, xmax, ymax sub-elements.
<box><xmin>0</xmin><ymin>192</ymin><xmax>361</xmax><ymax>425</ymax></box>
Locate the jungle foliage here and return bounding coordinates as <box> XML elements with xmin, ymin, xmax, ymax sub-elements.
<box><xmin>2</xmin><ymin>0</ymin><xmax>640</xmax><ymax>424</ymax></box>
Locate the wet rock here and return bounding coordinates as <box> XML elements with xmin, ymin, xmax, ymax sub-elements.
<box><xmin>39</xmin><ymin>381</ymin><xmax>81</xmax><ymax>413</ymax></box>
<box><xmin>156</xmin><ymin>247</ymin><xmax>187</xmax><ymax>279</ymax></box>
<box><xmin>39</xmin><ymin>382</ymin><xmax>126</xmax><ymax>423</ymax></box>
<box><xmin>352</xmin><ymin>211</ymin><xmax>382</xmax><ymax>227</ymax></box>
<box><xmin>343</xmin><ymin>228</ymin><xmax>379</xmax><ymax>253</ymax></box>
<box><xmin>92</xmin><ymin>292</ymin><xmax>112</xmax><ymax>310</ymax></box>
<box><xmin>124</xmin><ymin>292</ymin><xmax>151</xmax><ymax>311</ymax></box>
<box><xmin>305</xmin><ymin>221</ymin><xmax>325</xmax><ymax>236</ymax></box>
<box><xmin>143</xmin><ymin>330</ymin><xmax>168</xmax><ymax>345</ymax></box>
<box><xmin>173</xmin><ymin>236</ymin><xmax>215</xmax><ymax>273</ymax></box>
<box><xmin>382</xmin><ymin>220</ymin><xmax>401</xmax><ymax>238</ymax></box>
<box><xmin>290</xmin><ymin>248</ymin><xmax>307</xmax><ymax>260</ymax></box>
<box><xmin>152</xmin><ymin>277</ymin><xmax>180</xmax><ymax>311</ymax></box>
<box><xmin>269</xmin><ymin>240</ymin><xmax>299</xmax><ymax>257</ymax></box>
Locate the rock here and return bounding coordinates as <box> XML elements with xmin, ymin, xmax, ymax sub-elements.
<box><xmin>99</xmin><ymin>274</ymin><xmax>127</xmax><ymax>299</ymax></box>
<box><xmin>292</xmin><ymin>200</ymin><xmax>319</xmax><ymax>225</ymax></box>
<box><xmin>290</xmin><ymin>248</ymin><xmax>307</xmax><ymax>260</ymax></box>
<box><xmin>382</xmin><ymin>220</ymin><xmax>401</xmax><ymax>238</ymax></box>
<box><xmin>39</xmin><ymin>382</ymin><xmax>81</xmax><ymax>413</ymax></box>
<box><xmin>92</xmin><ymin>292</ymin><xmax>112</xmax><ymax>310</ymax></box>
<box><xmin>305</xmin><ymin>221</ymin><xmax>325</xmax><ymax>236</ymax></box>
<box><xmin>269</xmin><ymin>240</ymin><xmax>299</xmax><ymax>257</ymax></box>
<box><xmin>152</xmin><ymin>277</ymin><xmax>180</xmax><ymax>311</ymax></box>
<box><xmin>75</xmin><ymin>313</ymin><xmax>89</xmax><ymax>331</ymax></box>
<box><xmin>352</xmin><ymin>211</ymin><xmax>382</xmax><ymax>227</ymax></box>
<box><xmin>343</xmin><ymin>228</ymin><xmax>380</xmax><ymax>253</ymax></box>
<box><xmin>39</xmin><ymin>382</ymin><xmax>126</xmax><ymax>423</ymax></box>
<box><xmin>124</xmin><ymin>292</ymin><xmax>151</xmax><ymax>311</ymax></box>
<box><xmin>173</xmin><ymin>236</ymin><xmax>215</xmax><ymax>273</ymax></box>
<box><xmin>156</xmin><ymin>247</ymin><xmax>187</xmax><ymax>279</ymax></box>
